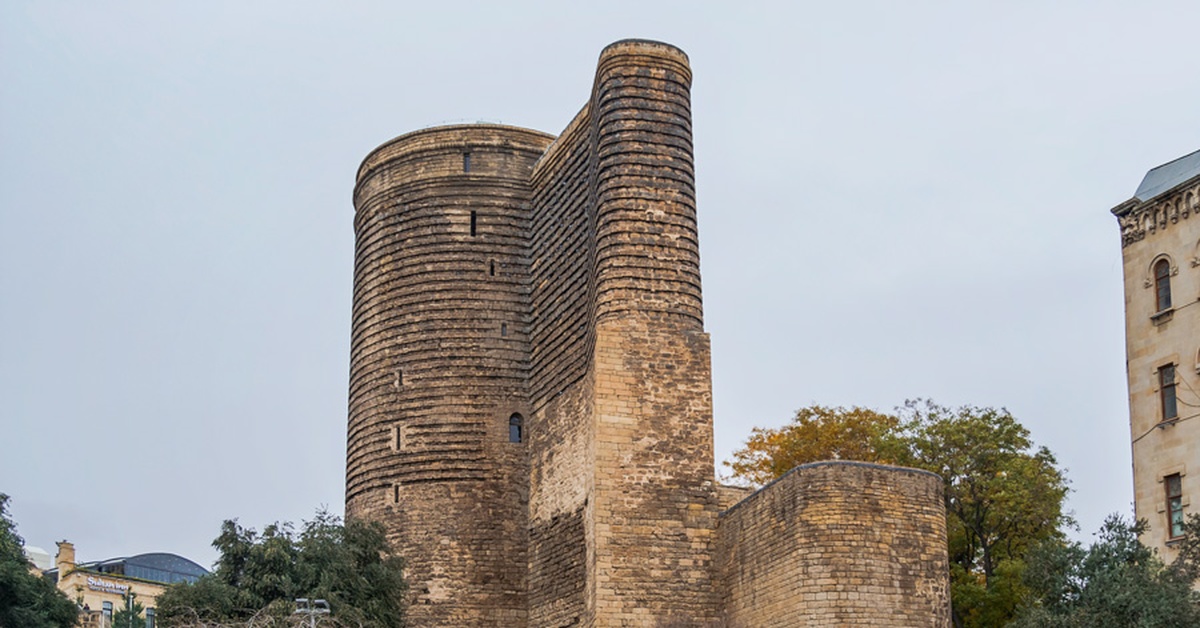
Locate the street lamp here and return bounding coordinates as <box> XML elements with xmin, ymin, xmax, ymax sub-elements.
<box><xmin>293</xmin><ymin>598</ymin><xmax>331</xmax><ymax>627</ymax></box>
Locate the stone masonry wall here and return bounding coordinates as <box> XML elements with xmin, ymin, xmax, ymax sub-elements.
<box><xmin>349</xmin><ymin>125</ymin><xmax>554</xmax><ymax>626</ymax></box>
<box><xmin>587</xmin><ymin>42</ymin><xmax>721</xmax><ymax>626</ymax></box>
<box><xmin>524</xmin><ymin>40</ymin><xmax>725</xmax><ymax>627</ymax></box>
<box><xmin>717</xmin><ymin>461</ymin><xmax>951</xmax><ymax>628</ymax></box>
<box><xmin>526</xmin><ymin>102</ymin><xmax>598</xmax><ymax>627</ymax></box>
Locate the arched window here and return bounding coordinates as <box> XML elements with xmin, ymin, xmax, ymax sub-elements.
<box><xmin>508</xmin><ymin>413</ymin><xmax>523</xmax><ymax>443</ymax></box>
<box><xmin>1154</xmin><ymin>258</ymin><xmax>1172</xmax><ymax>312</ymax></box>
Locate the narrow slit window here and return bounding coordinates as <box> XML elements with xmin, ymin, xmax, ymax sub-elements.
<box><xmin>1160</xmin><ymin>364</ymin><xmax>1178</xmax><ymax>420</ymax></box>
<box><xmin>394</xmin><ymin>484</ymin><xmax>401</xmax><ymax>504</ymax></box>
<box><xmin>393</xmin><ymin>369</ymin><xmax>403</xmax><ymax>389</ymax></box>
<box><xmin>501</xmin><ymin>322</ymin><xmax>508</xmax><ymax>337</ymax></box>
<box><xmin>470</xmin><ymin>210</ymin><xmax>477</xmax><ymax>236</ymax></box>
<box><xmin>463</xmin><ymin>152</ymin><xmax>471</xmax><ymax>172</ymax></box>
<box><xmin>1154</xmin><ymin>258</ymin><xmax>1172</xmax><ymax>312</ymax></box>
<box><xmin>390</xmin><ymin>425</ymin><xmax>400</xmax><ymax>451</ymax></box>
<box><xmin>1166</xmin><ymin>473</ymin><xmax>1185</xmax><ymax>538</ymax></box>
<box><xmin>489</xmin><ymin>260</ymin><xmax>496</xmax><ymax>276</ymax></box>
<box><xmin>509</xmin><ymin>413</ymin><xmax>524</xmax><ymax>443</ymax></box>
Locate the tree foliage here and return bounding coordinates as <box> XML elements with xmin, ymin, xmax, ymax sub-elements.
<box><xmin>156</xmin><ymin>509</ymin><xmax>404</xmax><ymax>628</ymax></box>
<box><xmin>112</xmin><ymin>594</ymin><xmax>146</xmax><ymax>628</ymax></box>
<box><xmin>891</xmin><ymin>400</ymin><xmax>1071</xmax><ymax>628</ymax></box>
<box><xmin>725</xmin><ymin>400</ymin><xmax>1070</xmax><ymax>628</ymax></box>
<box><xmin>724</xmin><ymin>405</ymin><xmax>901</xmax><ymax>485</ymax></box>
<box><xmin>1012</xmin><ymin>514</ymin><xmax>1200</xmax><ymax>627</ymax></box>
<box><xmin>0</xmin><ymin>494</ymin><xmax>78</xmax><ymax>628</ymax></box>
<box><xmin>0</xmin><ymin>493</ymin><xmax>78</xmax><ymax>628</ymax></box>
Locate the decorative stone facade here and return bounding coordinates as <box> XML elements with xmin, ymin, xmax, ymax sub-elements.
<box><xmin>346</xmin><ymin>39</ymin><xmax>951</xmax><ymax>627</ymax></box>
<box><xmin>1113</xmin><ymin>150</ymin><xmax>1200</xmax><ymax>560</ymax></box>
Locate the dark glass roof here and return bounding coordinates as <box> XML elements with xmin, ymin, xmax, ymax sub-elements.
<box><xmin>48</xmin><ymin>552</ymin><xmax>209</xmax><ymax>585</ymax></box>
<box><xmin>123</xmin><ymin>553</ymin><xmax>208</xmax><ymax>579</ymax></box>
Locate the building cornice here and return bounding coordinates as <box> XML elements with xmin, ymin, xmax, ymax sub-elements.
<box><xmin>1112</xmin><ymin>174</ymin><xmax>1200</xmax><ymax>248</ymax></box>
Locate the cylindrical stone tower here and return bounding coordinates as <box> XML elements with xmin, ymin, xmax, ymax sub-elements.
<box><xmin>347</xmin><ymin>124</ymin><xmax>555</xmax><ymax>626</ymax></box>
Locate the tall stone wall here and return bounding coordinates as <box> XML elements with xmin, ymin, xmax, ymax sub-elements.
<box><xmin>526</xmin><ymin>104</ymin><xmax>597</xmax><ymax>627</ymax></box>
<box><xmin>589</xmin><ymin>42</ymin><xmax>721</xmax><ymax>626</ymax></box>
<box><xmin>348</xmin><ymin>125</ymin><xmax>554</xmax><ymax>626</ymax></box>
<box><xmin>717</xmin><ymin>461</ymin><xmax>951</xmax><ymax>628</ymax></box>
<box><xmin>522</xmin><ymin>40</ymin><xmax>724</xmax><ymax>627</ymax></box>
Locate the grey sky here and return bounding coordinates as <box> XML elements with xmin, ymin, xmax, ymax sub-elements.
<box><xmin>3</xmin><ymin>1</ymin><xmax>1198</xmax><ymax>569</ymax></box>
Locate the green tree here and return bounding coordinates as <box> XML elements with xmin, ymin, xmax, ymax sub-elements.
<box><xmin>1012</xmin><ymin>514</ymin><xmax>1200</xmax><ymax>627</ymax></box>
<box><xmin>156</xmin><ymin>509</ymin><xmax>405</xmax><ymax>627</ymax></box>
<box><xmin>891</xmin><ymin>400</ymin><xmax>1071</xmax><ymax>628</ymax></box>
<box><xmin>0</xmin><ymin>493</ymin><xmax>78</xmax><ymax>628</ymax></box>
<box><xmin>725</xmin><ymin>400</ymin><xmax>1071</xmax><ymax>628</ymax></box>
<box><xmin>723</xmin><ymin>405</ymin><xmax>901</xmax><ymax>484</ymax></box>
<box><xmin>111</xmin><ymin>593</ymin><xmax>145</xmax><ymax>628</ymax></box>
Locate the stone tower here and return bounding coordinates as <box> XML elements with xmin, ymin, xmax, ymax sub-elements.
<box><xmin>348</xmin><ymin>124</ymin><xmax>553</xmax><ymax>625</ymax></box>
<box><xmin>347</xmin><ymin>39</ymin><xmax>951</xmax><ymax>628</ymax></box>
<box><xmin>1113</xmin><ymin>149</ymin><xmax>1200</xmax><ymax>560</ymax></box>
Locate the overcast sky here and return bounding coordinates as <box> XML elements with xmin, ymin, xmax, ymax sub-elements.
<box><xmin>3</xmin><ymin>1</ymin><xmax>1199</xmax><ymax>569</ymax></box>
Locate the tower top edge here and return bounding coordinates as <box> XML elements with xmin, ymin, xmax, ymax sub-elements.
<box><xmin>356</xmin><ymin>123</ymin><xmax>556</xmax><ymax>183</ymax></box>
<box><xmin>600</xmin><ymin>39</ymin><xmax>690</xmax><ymax>64</ymax></box>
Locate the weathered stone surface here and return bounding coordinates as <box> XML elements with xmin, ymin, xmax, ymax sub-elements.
<box><xmin>346</xmin><ymin>39</ymin><xmax>951</xmax><ymax>628</ymax></box>
<box><xmin>717</xmin><ymin>462</ymin><xmax>951</xmax><ymax>628</ymax></box>
<box><xmin>349</xmin><ymin>124</ymin><xmax>552</xmax><ymax>626</ymax></box>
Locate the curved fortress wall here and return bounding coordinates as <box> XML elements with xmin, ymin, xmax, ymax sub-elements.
<box><xmin>717</xmin><ymin>462</ymin><xmax>952</xmax><ymax>628</ymax></box>
<box><xmin>349</xmin><ymin>125</ymin><xmax>554</xmax><ymax>626</ymax></box>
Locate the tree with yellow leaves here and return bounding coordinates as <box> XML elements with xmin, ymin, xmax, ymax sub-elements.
<box><xmin>725</xmin><ymin>400</ymin><xmax>1070</xmax><ymax>628</ymax></box>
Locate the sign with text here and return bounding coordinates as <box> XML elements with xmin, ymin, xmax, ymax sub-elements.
<box><xmin>86</xmin><ymin>576</ymin><xmax>130</xmax><ymax>595</ymax></box>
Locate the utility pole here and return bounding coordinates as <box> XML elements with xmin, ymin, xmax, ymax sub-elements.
<box><xmin>293</xmin><ymin>598</ymin><xmax>331</xmax><ymax>627</ymax></box>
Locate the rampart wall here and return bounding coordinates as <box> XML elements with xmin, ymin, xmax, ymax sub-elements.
<box><xmin>717</xmin><ymin>461</ymin><xmax>951</xmax><ymax>628</ymax></box>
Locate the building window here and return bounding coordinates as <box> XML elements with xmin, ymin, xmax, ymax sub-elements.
<box><xmin>501</xmin><ymin>322</ymin><xmax>508</xmax><ymax>337</ymax></box>
<box><xmin>463</xmin><ymin>152</ymin><xmax>471</xmax><ymax>172</ymax></box>
<box><xmin>509</xmin><ymin>413</ymin><xmax>523</xmax><ymax>443</ymax></box>
<box><xmin>1166</xmin><ymin>473</ymin><xmax>1185</xmax><ymax>539</ymax></box>
<box><xmin>1160</xmin><ymin>364</ymin><xmax>1178</xmax><ymax>421</ymax></box>
<box><xmin>1154</xmin><ymin>258</ymin><xmax>1172</xmax><ymax>312</ymax></box>
<box><xmin>489</xmin><ymin>260</ymin><xmax>496</xmax><ymax>276</ymax></box>
<box><xmin>102</xmin><ymin>601</ymin><xmax>113</xmax><ymax>618</ymax></box>
<box><xmin>145</xmin><ymin>608</ymin><xmax>156</xmax><ymax>628</ymax></box>
<box><xmin>470</xmin><ymin>210</ymin><xmax>477</xmax><ymax>236</ymax></box>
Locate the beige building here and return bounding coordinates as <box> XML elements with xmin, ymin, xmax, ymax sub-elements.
<box><xmin>1113</xmin><ymin>149</ymin><xmax>1200</xmax><ymax>559</ymax></box>
<box><xmin>43</xmin><ymin>541</ymin><xmax>207</xmax><ymax>627</ymax></box>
